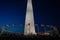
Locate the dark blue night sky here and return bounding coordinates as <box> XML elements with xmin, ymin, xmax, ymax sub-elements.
<box><xmin>0</xmin><ymin>0</ymin><xmax>60</xmax><ymax>33</ymax></box>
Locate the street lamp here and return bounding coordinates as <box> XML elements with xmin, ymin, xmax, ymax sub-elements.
<box><xmin>19</xmin><ymin>24</ymin><xmax>23</xmax><ymax>34</ymax></box>
<box><xmin>46</xmin><ymin>25</ymin><xmax>51</xmax><ymax>33</ymax></box>
<box><xmin>41</xmin><ymin>24</ymin><xmax>45</xmax><ymax>31</ymax></box>
<box><xmin>41</xmin><ymin>24</ymin><xmax>44</xmax><ymax>26</ymax></box>
<box><xmin>12</xmin><ymin>24</ymin><xmax>16</xmax><ymax>27</ymax></box>
<box><xmin>35</xmin><ymin>24</ymin><xmax>39</xmax><ymax>34</ymax></box>
<box><xmin>41</xmin><ymin>24</ymin><xmax>47</xmax><ymax>33</ymax></box>
<box><xmin>6</xmin><ymin>24</ymin><xmax>11</xmax><ymax>27</ymax></box>
<box><xmin>46</xmin><ymin>25</ymin><xmax>50</xmax><ymax>27</ymax></box>
<box><xmin>12</xmin><ymin>24</ymin><xmax>16</xmax><ymax>32</ymax></box>
<box><xmin>0</xmin><ymin>26</ymin><xmax>5</xmax><ymax>34</ymax></box>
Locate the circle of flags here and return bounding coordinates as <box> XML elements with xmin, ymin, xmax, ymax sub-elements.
<box><xmin>0</xmin><ymin>24</ymin><xmax>58</xmax><ymax>34</ymax></box>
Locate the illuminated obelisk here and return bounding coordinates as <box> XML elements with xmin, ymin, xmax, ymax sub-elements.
<box><xmin>24</xmin><ymin>0</ymin><xmax>36</xmax><ymax>35</ymax></box>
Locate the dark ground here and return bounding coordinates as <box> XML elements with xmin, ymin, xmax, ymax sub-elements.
<box><xmin>0</xmin><ymin>31</ymin><xmax>60</xmax><ymax>40</ymax></box>
<box><xmin>0</xmin><ymin>34</ymin><xmax>60</xmax><ymax>40</ymax></box>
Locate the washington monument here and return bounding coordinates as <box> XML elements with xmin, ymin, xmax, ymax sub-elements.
<box><xmin>24</xmin><ymin>0</ymin><xmax>36</xmax><ymax>35</ymax></box>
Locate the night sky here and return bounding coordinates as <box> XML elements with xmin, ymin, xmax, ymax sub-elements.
<box><xmin>0</xmin><ymin>0</ymin><xmax>60</xmax><ymax>33</ymax></box>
